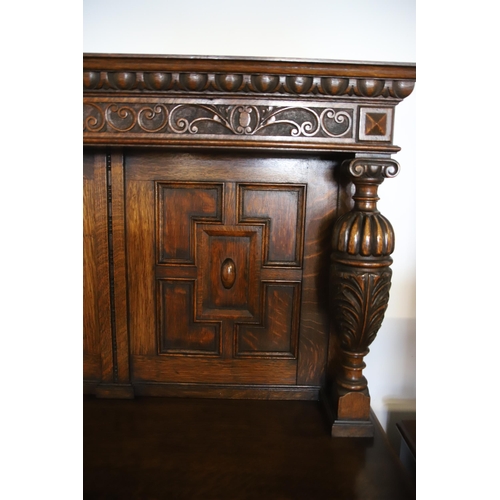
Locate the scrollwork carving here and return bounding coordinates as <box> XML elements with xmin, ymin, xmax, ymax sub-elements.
<box><xmin>84</xmin><ymin>103</ymin><xmax>170</xmax><ymax>133</ymax></box>
<box><xmin>85</xmin><ymin>101</ymin><xmax>353</xmax><ymax>139</ymax></box>
<box><xmin>83</xmin><ymin>103</ymin><xmax>105</xmax><ymax>132</ymax></box>
<box><xmin>166</xmin><ymin>104</ymin><xmax>353</xmax><ymax>137</ymax></box>
<box><xmin>320</xmin><ymin>109</ymin><xmax>352</xmax><ymax>138</ymax></box>
<box><xmin>137</xmin><ymin>105</ymin><xmax>169</xmax><ymax>132</ymax></box>
<box><xmin>348</xmin><ymin>159</ymin><xmax>400</xmax><ymax>179</ymax></box>
<box><xmin>106</xmin><ymin>104</ymin><xmax>137</xmax><ymax>132</ymax></box>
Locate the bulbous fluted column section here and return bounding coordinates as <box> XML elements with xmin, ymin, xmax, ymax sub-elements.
<box><xmin>326</xmin><ymin>157</ymin><xmax>400</xmax><ymax>437</ymax></box>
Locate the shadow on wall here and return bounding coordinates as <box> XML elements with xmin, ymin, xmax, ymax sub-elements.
<box><xmin>383</xmin><ymin>398</ymin><xmax>416</xmax><ymax>454</ymax></box>
<box><xmin>365</xmin><ymin>316</ymin><xmax>416</xmax><ymax>434</ymax></box>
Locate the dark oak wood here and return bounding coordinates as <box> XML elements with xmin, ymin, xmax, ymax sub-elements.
<box><xmin>83</xmin><ymin>153</ymin><xmax>109</xmax><ymax>385</ymax></box>
<box><xmin>123</xmin><ymin>151</ymin><xmax>331</xmax><ymax>389</ymax></box>
<box><xmin>83</xmin><ymin>395</ymin><xmax>415</xmax><ymax>499</ymax></box>
<box><xmin>83</xmin><ymin>155</ymin><xmax>102</xmax><ymax>383</ymax></box>
<box><xmin>84</xmin><ymin>53</ymin><xmax>417</xmax><ymax>79</ymax></box>
<box><xmin>109</xmin><ymin>152</ymin><xmax>131</xmax><ymax>385</ymax></box>
<box><xmin>327</xmin><ymin>158</ymin><xmax>400</xmax><ymax>436</ymax></box>
<box><xmin>83</xmin><ymin>54</ymin><xmax>415</xmax><ymax>437</ymax></box>
<box><xmin>83</xmin><ymin>54</ymin><xmax>415</xmax><ymax>152</ymax></box>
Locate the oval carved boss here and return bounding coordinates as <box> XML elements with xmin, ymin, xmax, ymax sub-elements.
<box><xmin>221</xmin><ymin>258</ymin><xmax>236</xmax><ymax>289</ymax></box>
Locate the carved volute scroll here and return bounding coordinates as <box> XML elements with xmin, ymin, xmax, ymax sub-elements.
<box><xmin>329</xmin><ymin>157</ymin><xmax>400</xmax><ymax>436</ymax></box>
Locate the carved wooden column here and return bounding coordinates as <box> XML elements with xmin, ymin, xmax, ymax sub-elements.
<box><xmin>326</xmin><ymin>156</ymin><xmax>400</xmax><ymax>437</ymax></box>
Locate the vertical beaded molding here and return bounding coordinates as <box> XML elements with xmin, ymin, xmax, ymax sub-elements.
<box><xmin>106</xmin><ymin>153</ymin><xmax>119</xmax><ymax>383</ymax></box>
<box><xmin>95</xmin><ymin>151</ymin><xmax>134</xmax><ymax>399</ymax></box>
<box><xmin>329</xmin><ymin>157</ymin><xmax>400</xmax><ymax>437</ymax></box>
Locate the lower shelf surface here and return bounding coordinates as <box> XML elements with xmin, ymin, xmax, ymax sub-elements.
<box><xmin>83</xmin><ymin>396</ymin><xmax>415</xmax><ymax>499</ymax></box>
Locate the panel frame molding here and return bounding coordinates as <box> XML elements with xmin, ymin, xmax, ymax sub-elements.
<box><xmin>155</xmin><ymin>181</ymin><xmax>224</xmax><ymax>265</ymax></box>
<box><xmin>237</xmin><ymin>183</ymin><xmax>307</xmax><ymax>268</ymax></box>
<box><xmin>156</xmin><ymin>278</ymin><xmax>222</xmax><ymax>357</ymax></box>
<box><xmin>234</xmin><ymin>280</ymin><xmax>302</xmax><ymax>360</ymax></box>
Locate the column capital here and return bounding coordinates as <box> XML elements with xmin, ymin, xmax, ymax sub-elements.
<box><xmin>343</xmin><ymin>157</ymin><xmax>400</xmax><ymax>181</ymax></box>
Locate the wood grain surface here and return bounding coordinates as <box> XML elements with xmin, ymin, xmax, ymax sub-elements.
<box><xmin>84</xmin><ymin>396</ymin><xmax>415</xmax><ymax>499</ymax></box>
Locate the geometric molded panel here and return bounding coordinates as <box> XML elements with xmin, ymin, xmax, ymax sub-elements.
<box><xmin>238</xmin><ymin>184</ymin><xmax>306</xmax><ymax>267</ymax></box>
<box><xmin>235</xmin><ymin>282</ymin><xmax>301</xmax><ymax>358</ymax></box>
<box><xmin>156</xmin><ymin>182</ymin><xmax>223</xmax><ymax>264</ymax></box>
<box><xmin>157</xmin><ymin>279</ymin><xmax>221</xmax><ymax>355</ymax></box>
<box><xmin>358</xmin><ymin>107</ymin><xmax>393</xmax><ymax>142</ymax></box>
<box><xmin>196</xmin><ymin>224</ymin><xmax>262</xmax><ymax>321</ymax></box>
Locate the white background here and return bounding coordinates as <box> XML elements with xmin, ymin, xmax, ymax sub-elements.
<box><xmin>2</xmin><ymin>1</ymin><xmax>499</xmax><ymax>498</ymax></box>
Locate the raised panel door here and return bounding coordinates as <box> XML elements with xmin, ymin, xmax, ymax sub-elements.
<box><xmin>125</xmin><ymin>151</ymin><xmax>341</xmax><ymax>393</ymax></box>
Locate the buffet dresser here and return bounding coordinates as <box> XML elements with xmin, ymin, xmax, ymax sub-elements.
<box><xmin>83</xmin><ymin>54</ymin><xmax>416</xmax><ymax>437</ymax></box>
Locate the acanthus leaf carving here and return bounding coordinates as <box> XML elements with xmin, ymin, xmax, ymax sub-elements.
<box><xmin>331</xmin><ymin>269</ymin><xmax>392</xmax><ymax>352</ymax></box>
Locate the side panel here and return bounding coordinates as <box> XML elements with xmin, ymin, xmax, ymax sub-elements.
<box><xmin>83</xmin><ymin>152</ymin><xmax>110</xmax><ymax>386</ymax></box>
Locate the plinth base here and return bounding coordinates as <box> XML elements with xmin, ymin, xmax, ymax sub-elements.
<box><xmin>320</xmin><ymin>388</ymin><xmax>374</xmax><ymax>438</ymax></box>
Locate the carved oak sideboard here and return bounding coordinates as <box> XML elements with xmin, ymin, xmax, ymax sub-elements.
<box><xmin>83</xmin><ymin>54</ymin><xmax>416</xmax><ymax>437</ymax></box>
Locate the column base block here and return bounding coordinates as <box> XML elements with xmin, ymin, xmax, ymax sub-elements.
<box><xmin>320</xmin><ymin>387</ymin><xmax>374</xmax><ymax>438</ymax></box>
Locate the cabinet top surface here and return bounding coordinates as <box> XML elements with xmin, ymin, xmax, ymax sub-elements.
<box><xmin>83</xmin><ymin>53</ymin><xmax>416</xmax><ymax>80</ymax></box>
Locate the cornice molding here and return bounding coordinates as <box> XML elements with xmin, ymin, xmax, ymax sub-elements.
<box><xmin>83</xmin><ymin>55</ymin><xmax>415</xmax><ymax>151</ymax></box>
<box><xmin>84</xmin><ymin>70</ymin><xmax>415</xmax><ymax>100</ymax></box>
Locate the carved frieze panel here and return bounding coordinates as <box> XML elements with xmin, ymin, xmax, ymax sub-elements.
<box><xmin>83</xmin><ymin>99</ymin><xmax>404</xmax><ymax>148</ymax></box>
<box><xmin>83</xmin><ymin>98</ymin><xmax>358</xmax><ymax>145</ymax></box>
